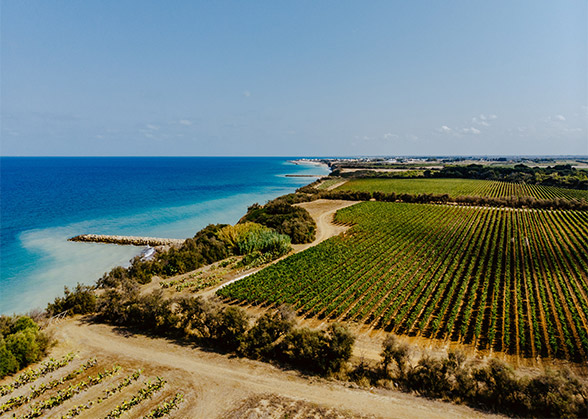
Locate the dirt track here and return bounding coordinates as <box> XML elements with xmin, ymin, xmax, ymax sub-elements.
<box><xmin>292</xmin><ymin>199</ymin><xmax>359</xmax><ymax>252</ymax></box>
<box><xmin>50</xmin><ymin>319</ymin><xmax>501</xmax><ymax>418</ymax></box>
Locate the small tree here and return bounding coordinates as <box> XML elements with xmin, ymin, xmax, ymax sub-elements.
<box><xmin>380</xmin><ymin>334</ymin><xmax>409</xmax><ymax>378</ymax></box>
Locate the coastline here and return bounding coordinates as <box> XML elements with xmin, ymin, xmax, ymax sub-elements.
<box><xmin>0</xmin><ymin>157</ymin><xmax>330</xmax><ymax>315</ymax></box>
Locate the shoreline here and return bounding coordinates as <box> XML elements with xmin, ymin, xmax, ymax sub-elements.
<box><xmin>1</xmin><ymin>159</ymin><xmax>326</xmax><ymax>315</ymax></box>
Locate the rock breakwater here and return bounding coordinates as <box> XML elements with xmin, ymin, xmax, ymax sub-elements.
<box><xmin>69</xmin><ymin>234</ymin><xmax>185</xmax><ymax>247</ymax></box>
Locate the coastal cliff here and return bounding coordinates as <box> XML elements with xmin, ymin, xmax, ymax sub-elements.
<box><xmin>69</xmin><ymin>234</ymin><xmax>185</xmax><ymax>247</ymax></box>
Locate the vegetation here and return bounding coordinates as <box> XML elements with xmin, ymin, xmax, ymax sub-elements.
<box><xmin>46</xmin><ymin>283</ymin><xmax>96</xmax><ymax>316</ymax></box>
<box><xmin>0</xmin><ymin>353</ymin><xmax>74</xmax><ymax>397</ymax></box>
<box><xmin>104</xmin><ymin>377</ymin><xmax>166</xmax><ymax>419</ymax></box>
<box><xmin>219</xmin><ymin>201</ymin><xmax>588</xmax><ymax>362</ymax></box>
<box><xmin>335</xmin><ymin>178</ymin><xmax>588</xmax><ymax>202</ymax></box>
<box><xmin>0</xmin><ymin>315</ymin><xmax>51</xmax><ymax>379</ymax></box>
<box><xmin>364</xmin><ymin>335</ymin><xmax>588</xmax><ymax>418</ymax></box>
<box><xmin>60</xmin><ymin>369</ymin><xmax>143</xmax><ymax>418</ymax></box>
<box><xmin>143</xmin><ymin>393</ymin><xmax>184</xmax><ymax>418</ymax></box>
<box><xmin>0</xmin><ymin>358</ymin><xmax>97</xmax><ymax>414</ymax></box>
<box><xmin>239</xmin><ymin>199</ymin><xmax>316</xmax><ymax>244</ymax></box>
<box><xmin>94</xmin><ymin>290</ymin><xmax>355</xmax><ymax>376</ymax></box>
<box><xmin>328</xmin><ymin>161</ymin><xmax>588</xmax><ymax>190</ymax></box>
<box><xmin>21</xmin><ymin>364</ymin><xmax>121</xmax><ymax>418</ymax></box>
<box><xmin>433</xmin><ymin>163</ymin><xmax>588</xmax><ymax>190</ymax></box>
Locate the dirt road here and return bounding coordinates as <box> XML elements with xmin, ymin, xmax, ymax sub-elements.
<box><xmin>51</xmin><ymin>319</ymin><xmax>501</xmax><ymax>418</ymax></box>
<box><xmin>292</xmin><ymin>199</ymin><xmax>359</xmax><ymax>252</ymax></box>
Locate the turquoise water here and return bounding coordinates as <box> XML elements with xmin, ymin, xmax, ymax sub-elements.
<box><xmin>0</xmin><ymin>157</ymin><xmax>328</xmax><ymax>314</ymax></box>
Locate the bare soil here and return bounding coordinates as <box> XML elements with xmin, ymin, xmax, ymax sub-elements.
<box><xmin>42</xmin><ymin>319</ymin><xmax>502</xmax><ymax>418</ymax></box>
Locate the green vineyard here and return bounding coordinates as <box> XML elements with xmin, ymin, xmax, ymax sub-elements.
<box><xmin>219</xmin><ymin>202</ymin><xmax>588</xmax><ymax>361</ymax></box>
<box><xmin>336</xmin><ymin>178</ymin><xmax>588</xmax><ymax>202</ymax></box>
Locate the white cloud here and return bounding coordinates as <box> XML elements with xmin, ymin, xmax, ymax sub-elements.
<box><xmin>383</xmin><ymin>133</ymin><xmax>399</xmax><ymax>140</ymax></box>
<box><xmin>462</xmin><ymin>127</ymin><xmax>481</xmax><ymax>135</ymax></box>
<box><xmin>472</xmin><ymin>114</ymin><xmax>497</xmax><ymax>127</ymax></box>
<box><xmin>146</xmin><ymin>124</ymin><xmax>160</xmax><ymax>130</ymax></box>
<box><xmin>243</xmin><ymin>90</ymin><xmax>251</xmax><ymax>97</ymax></box>
<box><xmin>437</xmin><ymin>125</ymin><xmax>453</xmax><ymax>134</ymax></box>
<box><xmin>555</xmin><ymin>114</ymin><xmax>566</xmax><ymax>121</ymax></box>
<box><xmin>179</xmin><ymin>119</ymin><xmax>192</xmax><ymax>126</ymax></box>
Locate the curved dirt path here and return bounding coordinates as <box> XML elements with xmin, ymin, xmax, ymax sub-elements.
<box><xmin>205</xmin><ymin>199</ymin><xmax>359</xmax><ymax>297</ymax></box>
<box><xmin>292</xmin><ymin>199</ymin><xmax>359</xmax><ymax>252</ymax></box>
<box><xmin>51</xmin><ymin>319</ymin><xmax>502</xmax><ymax>418</ymax></box>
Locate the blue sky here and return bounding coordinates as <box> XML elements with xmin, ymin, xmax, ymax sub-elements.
<box><xmin>1</xmin><ymin>1</ymin><xmax>587</xmax><ymax>156</ymax></box>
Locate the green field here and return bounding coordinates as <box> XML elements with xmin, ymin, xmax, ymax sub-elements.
<box><xmin>335</xmin><ymin>178</ymin><xmax>588</xmax><ymax>201</ymax></box>
<box><xmin>219</xmin><ymin>202</ymin><xmax>588</xmax><ymax>361</ymax></box>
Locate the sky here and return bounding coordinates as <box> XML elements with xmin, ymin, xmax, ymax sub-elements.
<box><xmin>1</xmin><ymin>1</ymin><xmax>587</xmax><ymax>156</ymax></box>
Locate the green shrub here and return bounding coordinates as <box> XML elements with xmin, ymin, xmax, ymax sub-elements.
<box><xmin>0</xmin><ymin>315</ymin><xmax>50</xmax><ymax>379</ymax></box>
<box><xmin>239</xmin><ymin>308</ymin><xmax>295</xmax><ymax>359</ymax></box>
<box><xmin>239</xmin><ymin>200</ymin><xmax>316</xmax><ymax>244</ymax></box>
<box><xmin>47</xmin><ymin>283</ymin><xmax>97</xmax><ymax>316</ymax></box>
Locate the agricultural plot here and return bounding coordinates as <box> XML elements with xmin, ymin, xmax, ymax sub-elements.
<box><xmin>335</xmin><ymin>178</ymin><xmax>588</xmax><ymax>202</ymax></box>
<box><xmin>0</xmin><ymin>355</ymin><xmax>184</xmax><ymax>418</ymax></box>
<box><xmin>159</xmin><ymin>256</ymin><xmax>242</xmax><ymax>293</ymax></box>
<box><xmin>219</xmin><ymin>202</ymin><xmax>588</xmax><ymax>362</ymax></box>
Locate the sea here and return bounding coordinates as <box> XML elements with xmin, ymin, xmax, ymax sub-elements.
<box><xmin>0</xmin><ymin>157</ymin><xmax>329</xmax><ymax>315</ymax></box>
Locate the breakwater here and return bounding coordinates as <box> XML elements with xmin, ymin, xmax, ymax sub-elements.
<box><xmin>69</xmin><ymin>234</ymin><xmax>185</xmax><ymax>247</ymax></box>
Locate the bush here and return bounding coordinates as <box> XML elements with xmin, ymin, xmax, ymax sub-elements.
<box><xmin>277</xmin><ymin>323</ymin><xmax>355</xmax><ymax>375</ymax></box>
<box><xmin>0</xmin><ymin>315</ymin><xmax>50</xmax><ymax>379</ymax></box>
<box><xmin>47</xmin><ymin>283</ymin><xmax>97</xmax><ymax>316</ymax></box>
<box><xmin>240</xmin><ymin>308</ymin><xmax>295</xmax><ymax>359</ymax></box>
<box><xmin>239</xmin><ymin>201</ymin><xmax>316</xmax><ymax>244</ymax></box>
<box><xmin>380</xmin><ymin>334</ymin><xmax>409</xmax><ymax>378</ymax></box>
<box><xmin>211</xmin><ymin>307</ymin><xmax>249</xmax><ymax>351</ymax></box>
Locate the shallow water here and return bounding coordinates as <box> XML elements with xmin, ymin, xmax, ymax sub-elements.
<box><xmin>0</xmin><ymin>157</ymin><xmax>328</xmax><ymax>314</ymax></box>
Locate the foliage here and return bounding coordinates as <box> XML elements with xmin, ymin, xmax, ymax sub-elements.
<box><xmin>239</xmin><ymin>307</ymin><xmax>295</xmax><ymax>359</ymax></box>
<box><xmin>0</xmin><ymin>353</ymin><xmax>75</xmax><ymax>397</ymax></box>
<box><xmin>240</xmin><ymin>199</ymin><xmax>316</xmax><ymax>244</ymax></box>
<box><xmin>0</xmin><ymin>358</ymin><xmax>97</xmax><ymax>414</ymax></box>
<box><xmin>0</xmin><ymin>315</ymin><xmax>50</xmax><ymax>379</ymax></box>
<box><xmin>46</xmin><ymin>283</ymin><xmax>96</xmax><ymax>316</ymax></box>
<box><xmin>218</xmin><ymin>222</ymin><xmax>291</xmax><ymax>257</ymax></box>
<box><xmin>104</xmin><ymin>377</ymin><xmax>166</xmax><ymax>419</ymax></box>
<box><xmin>60</xmin><ymin>369</ymin><xmax>143</xmax><ymax>418</ymax></box>
<box><xmin>433</xmin><ymin>163</ymin><xmax>588</xmax><ymax>190</ymax></box>
<box><xmin>143</xmin><ymin>392</ymin><xmax>184</xmax><ymax>418</ymax></box>
<box><xmin>219</xmin><ymin>201</ymin><xmax>588</xmax><ymax>362</ymax></box>
<box><xmin>374</xmin><ymin>337</ymin><xmax>588</xmax><ymax>418</ymax></box>
<box><xmin>22</xmin><ymin>365</ymin><xmax>121</xmax><ymax>418</ymax></box>
<box><xmin>332</xmin><ymin>177</ymin><xmax>588</xmax><ymax>205</ymax></box>
<box><xmin>277</xmin><ymin>323</ymin><xmax>355</xmax><ymax>375</ymax></box>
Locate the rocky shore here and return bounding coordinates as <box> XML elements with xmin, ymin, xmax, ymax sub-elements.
<box><xmin>69</xmin><ymin>234</ymin><xmax>185</xmax><ymax>247</ymax></box>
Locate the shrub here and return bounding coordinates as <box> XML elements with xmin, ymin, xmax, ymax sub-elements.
<box><xmin>239</xmin><ymin>200</ymin><xmax>316</xmax><ymax>244</ymax></box>
<box><xmin>240</xmin><ymin>308</ymin><xmax>295</xmax><ymax>359</ymax></box>
<box><xmin>380</xmin><ymin>334</ymin><xmax>409</xmax><ymax>378</ymax></box>
<box><xmin>211</xmin><ymin>307</ymin><xmax>249</xmax><ymax>351</ymax></box>
<box><xmin>47</xmin><ymin>283</ymin><xmax>97</xmax><ymax>316</ymax></box>
<box><xmin>0</xmin><ymin>315</ymin><xmax>50</xmax><ymax>378</ymax></box>
<box><xmin>277</xmin><ymin>323</ymin><xmax>354</xmax><ymax>375</ymax></box>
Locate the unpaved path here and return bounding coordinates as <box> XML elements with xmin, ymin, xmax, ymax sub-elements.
<box><xmin>292</xmin><ymin>199</ymin><xmax>359</xmax><ymax>252</ymax></box>
<box><xmin>204</xmin><ymin>199</ymin><xmax>359</xmax><ymax>297</ymax></box>
<box><xmin>51</xmin><ymin>319</ymin><xmax>501</xmax><ymax>418</ymax></box>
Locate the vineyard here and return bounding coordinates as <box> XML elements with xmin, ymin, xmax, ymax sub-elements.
<box><xmin>219</xmin><ymin>201</ymin><xmax>588</xmax><ymax>362</ymax></box>
<box><xmin>335</xmin><ymin>178</ymin><xmax>588</xmax><ymax>202</ymax></box>
<box><xmin>0</xmin><ymin>353</ymin><xmax>184</xmax><ymax>418</ymax></box>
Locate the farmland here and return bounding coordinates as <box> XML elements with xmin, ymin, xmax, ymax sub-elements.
<box><xmin>0</xmin><ymin>352</ymin><xmax>184</xmax><ymax>418</ymax></box>
<box><xmin>219</xmin><ymin>201</ymin><xmax>588</xmax><ymax>362</ymax></box>
<box><xmin>335</xmin><ymin>178</ymin><xmax>588</xmax><ymax>202</ymax></box>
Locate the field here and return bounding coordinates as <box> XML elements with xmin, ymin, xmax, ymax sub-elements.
<box><xmin>219</xmin><ymin>201</ymin><xmax>588</xmax><ymax>362</ymax></box>
<box><xmin>335</xmin><ymin>178</ymin><xmax>588</xmax><ymax>201</ymax></box>
<box><xmin>0</xmin><ymin>353</ymin><xmax>184</xmax><ymax>419</ymax></box>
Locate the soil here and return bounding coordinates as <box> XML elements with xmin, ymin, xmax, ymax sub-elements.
<box><xmin>41</xmin><ymin>319</ymin><xmax>503</xmax><ymax>418</ymax></box>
